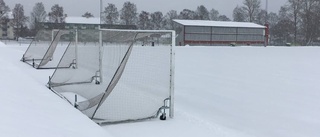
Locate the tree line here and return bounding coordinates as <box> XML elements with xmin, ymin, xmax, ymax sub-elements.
<box><xmin>0</xmin><ymin>0</ymin><xmax>320</xmax><ymax>45</ymax></box>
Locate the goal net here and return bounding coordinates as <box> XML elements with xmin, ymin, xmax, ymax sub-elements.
<box><xmin>21</xmin><ymin>29</ymin><xmax>76</xmax><ymax>69</ymax></box>
<box><xmin>48</xmin><ymin>29</ymin><xmax>175</xmax><ymax>124</ymax></box>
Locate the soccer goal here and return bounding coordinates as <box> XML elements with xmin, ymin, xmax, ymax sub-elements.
<box><xmin>21</xmin><ymin>29</ymin><xmax>76</xmax><ymax>69</ymax></box>
<box><xmin>48</xmin><ymin>29</ymin><xmax>175</xmax><ymax>124</ymax></box>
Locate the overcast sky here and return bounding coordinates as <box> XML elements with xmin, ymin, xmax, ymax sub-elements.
<box><xmin>6</xmin><ymin>0</ymin><xmax>288</xmax><ymax>19</ymax></box>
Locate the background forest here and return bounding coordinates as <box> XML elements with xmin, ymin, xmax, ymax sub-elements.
<box><xmin>1</xmin><ymin>0</ymin><xmax>320</xmax><ymax>45</ymax></box>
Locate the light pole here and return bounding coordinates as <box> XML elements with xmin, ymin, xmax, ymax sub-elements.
<box><xmin>98</xmin><ymin>0</ymin><xmax>103</xmax><ymax>84</ymax></box>
<box><xmin>265</xmin><ymin>0</ymin><xmax>269</xmax><ymax>46</ymax></box>
<box><xmin>99</xmin><ymin>0</ymin><xmax>102</xmax><ymax>29</ymax></box>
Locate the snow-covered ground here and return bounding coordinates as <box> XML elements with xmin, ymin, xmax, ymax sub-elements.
<box><xmin>1</xmin><ymin>40</ymin><xmax>320</xmax><ymax>137</ymax></box>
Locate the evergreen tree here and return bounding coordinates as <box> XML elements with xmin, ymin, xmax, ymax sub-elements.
<box><xmin>82</xmin><ymin>12</ymin><xmax>94</xmax><ymax>18</ymax></box>
<box><xmin>196</xmin><ymin>5</ymin><xmax>209</xmax><ymax>20</ymax></box>
<box><xmin>0</xmin><ymin>0</ymin><xmax>10</xmax><ymax>30</ymax></box>
<box><xmin>48</xmin><ymin>4</ymin><xmax>64</xmax><ymax>23</ymax></box>
<box><xmin>218</xmin><ymin>15</ymin><xmax>231</xmax><ymax>21</ymax></box>
<box><xmin>30</xmin><ymin>2</ymin><xmax>47</xmax><ymax>34</ymax></box>
<box><xmin>179</xmin><ymin>9</ymin><xmax>197</xmax><ymax>20</ymax></box>
<box><xmin>0</xmin><ymin>0</ymin><xmax>9</xmax><ymax>18</ymax></box>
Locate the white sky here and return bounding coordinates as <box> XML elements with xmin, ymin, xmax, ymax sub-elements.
<box><xmin>6</xmin><ymin>0</ymin><xmax>287</xmax><ymax>19</ymax></box>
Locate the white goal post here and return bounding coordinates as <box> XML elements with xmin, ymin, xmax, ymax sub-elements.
<box><xmin>48</xmin><ymin>29</ymin><xmax>175</xmax><ymax>124</ymax></box>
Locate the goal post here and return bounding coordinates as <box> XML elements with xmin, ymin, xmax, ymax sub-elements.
<box><xmin>48</xmin><ymin>29</ymin><xmax>175</xmax><ymax>124</ymax></box>
<box><xmin>170</xmin><ymin>30</ymin><xmax>176</xmax><ymax>118</ymax></box>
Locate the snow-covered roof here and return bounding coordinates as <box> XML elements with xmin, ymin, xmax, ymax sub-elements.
<box><xmin>65</xmin><ymin>17</ymin><xmax>100</xmax><ymax>24</ymax></box>
<box><xmin>173</xmin><ymin>19</ymin><xmax>266</xmax><ymax>29</ymax></box>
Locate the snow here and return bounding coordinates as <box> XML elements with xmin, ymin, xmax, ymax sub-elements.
<box><xmin>6</xmin><ymin>12</ymin><xmax>14</xmax><ymax>19</ymax></box>
<box><xmin>1</xmin><ymin>41</ymin><xmax>320</xmax><ymax>137</ymax></box>
<box><xmin>65</xmin><ymin>17</ymin><xmax>100</xmax><ymax>24</ymax></box>
<box><xmin>0</xmin><ymin>42</ymin><xmax>111</xmax><ymax>137</ymax></box>
<box><xmin>174</xmin><ymin>19</ymin><xmax>266</xmax><ymax>28</ymax></box>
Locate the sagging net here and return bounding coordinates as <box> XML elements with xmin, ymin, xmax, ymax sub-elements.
<box><xmin>48</xmin><ymin>29</ymin><xmax>174</xmax><ymax>123</ymax></box>
<box><xmin>21</xmin><ymin>29</ymin><xmax>75</xmax><ymax>69</ymax></box>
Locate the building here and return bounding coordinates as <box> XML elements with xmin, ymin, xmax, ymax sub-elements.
<box><xmin>173</xmin><ymin>19</ymin><xmax>267</xmax><ymax>46</ymax></box>
<box><xmin>41</xmin><ymin>16</ymin><xmax>136</xmax><ymax>30</ymax></box>
<box><xmin>0</xmin><ymin>12</ymin><xmax>14</xmax><ymax>40</ymax></box>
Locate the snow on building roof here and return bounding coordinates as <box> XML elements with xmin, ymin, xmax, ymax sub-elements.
<box><xmin>65</xmin><ymin>17</ymin><xmax>100</xmax><ymax>24</ymax></box>
<box><xmin>173</xmin><ymin>19</ymin><xmax>266</xmax><ymax>29</ymax></box>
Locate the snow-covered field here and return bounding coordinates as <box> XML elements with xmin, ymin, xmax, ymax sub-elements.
<box><xmin>1</xmin><ymin>41</ymin><xmax>320</xmax><ymax>137</ymax></box>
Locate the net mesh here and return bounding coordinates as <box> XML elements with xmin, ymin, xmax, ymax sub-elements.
<box><xmin>21</xmin><ymin>29</ymin><xmax>75</xmax><ymax>69</ymax></box>
<box><xmin>48</xmin><ymin>29</ymin><xmax>173</xmax><ymax>123</ymax></box>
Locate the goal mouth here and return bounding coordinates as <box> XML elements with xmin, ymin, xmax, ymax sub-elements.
<box><xmin>21</xmin><ymin>29</ymin><xmax>76</xmax><ymax>69</ymax></box>
<box><xmin>48</xmin><ymin>29</ymin><xmax>175</xmax><ymax>124</ymax></box>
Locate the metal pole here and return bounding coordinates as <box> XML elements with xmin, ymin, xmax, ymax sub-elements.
<box><xmin>75</xmin><ymin>29</ymin><xmax>78</xmax><ymax>69</ymax></box>
<box><xmin>99</xmin><ymin>0</ymin><xmax>103</xmax><ymax>83</ymax></box>
<box><xmin>99</xmin><ymin>0</ymin><xmax>102</xmax><ymax>29</ymax></box>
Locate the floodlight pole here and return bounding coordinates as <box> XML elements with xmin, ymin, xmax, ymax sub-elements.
<box><xmin>264</xmin><ymin>0</ymin><xmax>269</xmax><ymax>46</ymax></box>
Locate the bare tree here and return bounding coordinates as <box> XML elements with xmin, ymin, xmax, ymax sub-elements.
<box><xmin>268</xmin><ymin>12</ymin><xmax>279</xmax><ymax>28</ymax></box>
<box><xmin>82</xmin><ymin>12</ymin><xmax>94</xmax><ymax>18</ymax></box>
<box><xmin>267</xmin><ymin>12</ymin><xmax>279</xmax><ymax>45</ymax></box>
<box><xmin>30</xmin><ymin>2</ymin><xmax>47</xmax><ymax>34</ymax></box>
<box><xmin>103</xmin><ymin>3</ymin><xmax>118</xmax><ymax>24</ymax></box>
<box><xmin>164</xmin><ymin>10</ymin><xmax>178</xmax><ymax>29</ymax></box>
<box><xmin>120</xmin><ymin>1</ymin><xmax>137</xmax><ymax>25</ymax></box>
<box><xmin>233</xmin><ymin>5</ymin><xmax>246</xmax><ymax>22</ymax></box>
<box><xmin>287</xmin><ymin>0</ymin><xmax>303</xmax><ymax>45</ymax></box>
<box><xmin>275</xmin><ymin>6</ymin><xmax>295</xmax><ymax>44</ymax></box>
<box><xmin>48</xmin><ymin>4</ymin><xmax>64</xmax><ymax>23</ymax></box>
<box><xmin>209</xmin><ymin>8</ymin><xmax>219</xmax><ymax>21</ymax></box>
<box><xmin>256</xmin><ymin>10</ymin><xmax>267</xmax><ymax>25</ymax></box>
<box><xmin>137</xmin><ymin>11</ymin><xmax>151</xmax><ymax>30</ymax></box>
<box><xmin>150</xmin><ymin>11</ymin><xmax>163</xmax><ymax>30</ymax></box>
<box><xmin>196</xmin><ymin>5</ymin><xmax>209</xmax><ymax>20</ymax></box>
<box><xmin>12</xmin><ymin>4</ymin><xmax>28</xmax><ymax>40</ymax></box>
<box><xmin>242</xmin><ymin>0</ymin><xmax>261</xmax><ymax>22</ymax></box>
<box><xmin>278</xmin><ymin>6</ymin><xmax>290</xmax><ymax>20</ymax></box>
<box><xmin>271</xmin><ymin>19</ymin><xmax>294</xmax><ymax>45</ymax></box>
<box><xmin>300</xmin><ymin>0</ymin><xmax>319</xmax><ymax>45</ymax></box>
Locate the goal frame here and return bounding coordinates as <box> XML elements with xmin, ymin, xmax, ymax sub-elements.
<box><xmin>99</xmin><ymin>29</ymin><xmax>176</xmax><ymax>119</ymax></box>
<box><xmin>48</xmin><ymin>29</ymin><xmax>176</xmax><ymax>123</ymax></box>
<box><xmin>21</xmin><ymin>29</ymin><xmax>78</xmax><ymax>69</ymax></box>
